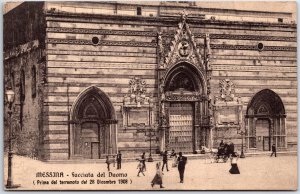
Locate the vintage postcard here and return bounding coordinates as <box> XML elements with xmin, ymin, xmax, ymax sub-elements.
<box><xmin>3</xmin><ymin>1</ymin><xmax>297</xmax><ymax>190</ymax></box>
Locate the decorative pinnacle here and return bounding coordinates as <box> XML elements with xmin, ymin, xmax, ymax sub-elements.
<box><xmin>181</xmin><ymin>9</ymin><xmax>188</xmax><ymax>21</ymax></box>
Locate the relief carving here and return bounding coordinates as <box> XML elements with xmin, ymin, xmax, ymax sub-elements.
<box><xmin>123</xmin><ymin>77</ymin><xmax>150</xmax><ymax>107</ymax></box>
<box><xmin>157</xmin><ymin>32</ymin><xmax>166</xmax><ymax>69</ymax></box>
<box><xmin>213</xmin><ymin>79</ymin><xmax>243</xmax><ymax>128</ymax></box>
<box><xmin>163</xmin><ymin>11</ymin><xmax>204</xmax><ymax>69</ymax></box>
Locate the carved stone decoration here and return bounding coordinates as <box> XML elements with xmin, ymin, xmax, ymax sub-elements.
<box><xmin>123</xmin><ymin>77</ymin><xmax>150</xmax><ymax>107</ymax></box>
<box><xmin>205</xmin><ymin>34</ymin><xmax>212</xmax><ymax>70</ymax></box>
<box><xmin>178</xmin><ymin>40</ymin><xmax>191</xmax><ymax>57</ymax></box>
<box><xmin>47</xmin><ymin>27</ymin><xmax>297</xmax><ymax>42</ymax></box>
<box><xmin>219</xmin><ymin>79</ymin><xmax>236</xmax><ymax>102</ymax></box>
<box><xmin>157</xmin><ymin>32</ymin><xmax>165</xmax><ymax>69</ymax></box>
<box><xmin>122</xmin><ymin>77</ymin><xmax>153</xmax><ymax>128</ymax></box>
<box><xmin>163</xmin><ymin>11</ymin><xmax>204</xmax><ymax>69</ymax></box>
<box><xmin>213</xmin><ymin>79</ymin><xmax>243</xmax><ymax>129</ymax></box>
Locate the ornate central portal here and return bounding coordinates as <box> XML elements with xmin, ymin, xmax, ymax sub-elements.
<box><xmin>157</xmin><ymin>13</ymin><xmax>212</xmax><ymax>153</ymax></box>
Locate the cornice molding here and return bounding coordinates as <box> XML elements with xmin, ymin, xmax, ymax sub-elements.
<box><xmin>45</xmin><ymin>38</ymin><xmax>296</xmax><ymax>52</ymax></box>
<box><xmin>46</xmin><ymin>38</ymin><xmax>157</xmax><ymax>47</ymax></box>
<box><xmin>46</xmin><ymin>11</ymin><xmax>296</xmax><ymax>29</ymax></box>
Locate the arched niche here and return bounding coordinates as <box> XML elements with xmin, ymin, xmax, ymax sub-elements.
<box><xmin>164</xmin><ymin>62</ymin><xmax>206</xmax><ymax>94</ymax></box>
<box><xmin>160</xmin><ymin>62</ymin><xmax>209</xmax><ymax>153</ymax></box>
<box><xmin>245</xmin><ymin>89</ymin><xmax>286</xmax><ymax>151</ymax></box>
<box><xmin>70</xmin><ymin>86</ymin><xmax>117</xmax><ymax>159</ymax></box>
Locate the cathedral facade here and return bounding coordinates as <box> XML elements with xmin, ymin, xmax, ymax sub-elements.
<box><xmin>4</xmin><ymin>2</ymin><xmax>297</xmax><ymax>160</ymax></box>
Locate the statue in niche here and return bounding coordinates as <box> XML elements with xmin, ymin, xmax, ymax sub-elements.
<box><xmin>158</xmin><ymin>32</ymin><xmax>165</xmax><ymax>68</ymax></box>
<box><xmin>161</xmin><ymin>105</ymin><xmax>168</xmax><ymax>127</ymax></box>
<box><xmin>160</xmin><ymin>83</ymin><xmax>166</xmax><ymax>101</ymax></box>
<box><xmin>205</xmin><ymin>34</ymin><xmax>212</xmax><ymax>64</ymax></box>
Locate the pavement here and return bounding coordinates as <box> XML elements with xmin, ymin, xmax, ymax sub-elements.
<box><xmin>3</xmin><ymin>153</ymin><xmax>297</xmax><ymax>190</ymax></box>
<box><xmin>43</xmin><ymin>150</ymin><xmax>298</xmax><ymax>164</ymax></box>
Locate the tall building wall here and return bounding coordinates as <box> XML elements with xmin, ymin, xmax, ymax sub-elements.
<box><xmin>4</xmin><ymin>2</ymin><xmax>46</xmax><ymax>158</ymax></box>
<box><xmin>4</xmin><ymin>2</ymin><xmax>297</xmax><ymax>160</ymax></box>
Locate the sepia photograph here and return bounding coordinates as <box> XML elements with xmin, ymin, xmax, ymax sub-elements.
<box><xmin>3</xmin><ymin>1</ymin><xmax>297</xmax><ymax>190</ymax></box>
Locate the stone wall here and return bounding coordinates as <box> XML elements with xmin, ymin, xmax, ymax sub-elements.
<box><xmin>4</xmin><ymin>2</ymin><xmax>297</xmax><ymax>160</ymax></box>
<box><xmin>4</xmin><ymin>47</ymin><xmax>45</xmax><ymax>158</ymax></box>
<box><xmin>4</xmin><ymin>2</ymin><xmax>46</xmax><ymax>158</ymax></box>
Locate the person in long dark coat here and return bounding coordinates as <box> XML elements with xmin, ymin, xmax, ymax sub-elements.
<box><xmin>217</xmin><ymin>140</ymin><xmax>225</xmax><ymax>159</ymax></box>
<box><xmin>162</xmin><ymin>151</ymin><xmax>169</xmax><ymax>172</ymax></box>
<box><xmin>177</xmin><ymin>152</ymin><xmax>187</xmax><ymax>183</ymax></box>
<box><xmin>229</xmin><ymin>153</ymin><xmax>240</xmax><ymax>174</ymax></box>
<box><xmin>117</xmin><ymin>151</ymin><xmax>122</xmax><ymax>169</ymax></box>
<box><xmin>229</xmin><ymin>142</ymin><xmax>235</xmax><ymax>156</ymax></box>
<box><xmin>270</xmin><ymin>143</ymin><xmax>277</xmax><ymax>157</ymax></box>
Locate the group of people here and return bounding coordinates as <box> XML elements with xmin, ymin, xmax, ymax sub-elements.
<box><xmin>106</xmin><ymin>141</ymin><xmax>277</xmax><ymax>187</ymax></box>
<box><xmin>217</xmin><ymin>140</ymin><xmax>235</xmax><ymax>159</ymax></box>
<box><xmin>217</xmin><ymin>140</ymin><xmax>240</xmax><ymax>174</ymax></box>
<box><xmin>135</xmin><ymin>150</ymin><xmax>187</xmax><ymax>188</ymax></box>
<box><xmin>104</xmin><ymin>141</ymin><xmax>278</xmax><ymax>187</ymax></box>
<box><xmin>150</xmin><ymin>151</ymin><xmax>187</xmax><ymax>188</ymax></box>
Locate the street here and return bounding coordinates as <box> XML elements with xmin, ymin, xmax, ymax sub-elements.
<box><xmin>3</xmin><ymin>155</ymin><xmax>297</xmax><ymax>190</ymax></box>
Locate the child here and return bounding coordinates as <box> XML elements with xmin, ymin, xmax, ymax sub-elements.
<box><xmin>137</xmin><ymin>160</ymin><xmax>145</xmax><ymax>177</ymax></box>
<box><xmin>106</xmin><ymin>156</ymin><xmax>111</xmax><ymax>171</ymax></box>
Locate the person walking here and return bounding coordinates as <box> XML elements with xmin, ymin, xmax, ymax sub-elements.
<box><xmin>229</xmin><ymin>153</ymin><xmax>240</xmax><ymax>174</ymax></box>
<box><xmin>151</xmin><ymin>162</ymin><xmax>164</xmax><ymax>188</ymax></box>
<box><xmin>106</xmin><ymin>155</ymin><xmax>111</xmax><ymax>171</ymax></box>
<box><xmin>137</xmin><ymin>160</ymin><xmax>145</xmax><ymax>177</ymax></box>
<box><xmin>141</xmin><ymin>152</ymin><xmax>146</xmax><ymax>171</ymax></box>
<box><xmin>162</xmin><ymin>151</ymin><xmax>169</xmax><ymax>172</ymax></box>
<box><xmin>177</xmin><ymin>152</ymin><xmax>187</xmax><ymax>183</ymax></box>
<box><xmin>117</xmin><ymin>151</ymin><xmax>122</xmax><ymax>169</ymax></box>
<box><xmin>270</xmin><ymin>143</ymin><xmax>277</xmax><ymax>157</ymax></box>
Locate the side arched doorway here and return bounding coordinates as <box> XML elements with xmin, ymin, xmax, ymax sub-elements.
<box><xmin>245</xmin><ymin>89</ymin><xmax>286</xmax><ymax>151</ymax></box>
<box><xmin>161</xmin><ymin>62</ymin><xmax>209</xmax><ymax>153</ymax></box>
<box><xmin>70</xmin><ymin>86</ymin><xmax>117</xmax><ymax>159</ymax></box>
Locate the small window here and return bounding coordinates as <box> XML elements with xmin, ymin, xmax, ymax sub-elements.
<box><xmin>92</xmin><ymin>37</ymin><xmax>99</xmax><ymax>45</ymax></box>
<box><xmin>10</xmin><ymin>71</ymin><xmax>15</xmax><ymax>90</ymax></box>
<box><xmin>20</xmin><ymin>69</ymin><xmax>25</xmax><ymax>102</ymax></box>
<box><xmin>278</xmin><ymin>18</ymin><xmax>283</xmax><ymax>23</ymax></box>
<box><xmin>257</xmin><ymin>43</ymin><xmax>264</xmax><ymax>51</ymax></box>
<box><xmin>32</xmin><ymin>65</ymin><xmax>37</xmax><ymax>98</ymax></box>
<box><xmin>137</xmin><ymin>7</ymin><xmax>142</xmax><ymax>16</ymax></box>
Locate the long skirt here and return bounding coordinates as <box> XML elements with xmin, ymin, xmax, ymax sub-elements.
<box><xmin>229</xmin><ymin>164</ymin><xmax>240</xmax><ymax>174</ymax></box>
<box><xmin>151</xmin><ymin>174</ymin><xmax>162</xmax><ymax>185</ymax></box>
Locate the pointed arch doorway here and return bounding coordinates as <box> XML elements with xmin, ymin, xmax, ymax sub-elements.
<box><xmin>245</xmin><ymin>89</ymin><xmax>286</xmax><ymax>151</ymax></box>
<box><xmin>161</xmin><ymin>62</ymin><xmax>209</xmax><ymax>153</ymax></box>
<box><xmin>70</xmin><ymin>86</ymin><xmax>117</xmax><ymax>159</ymax></box>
